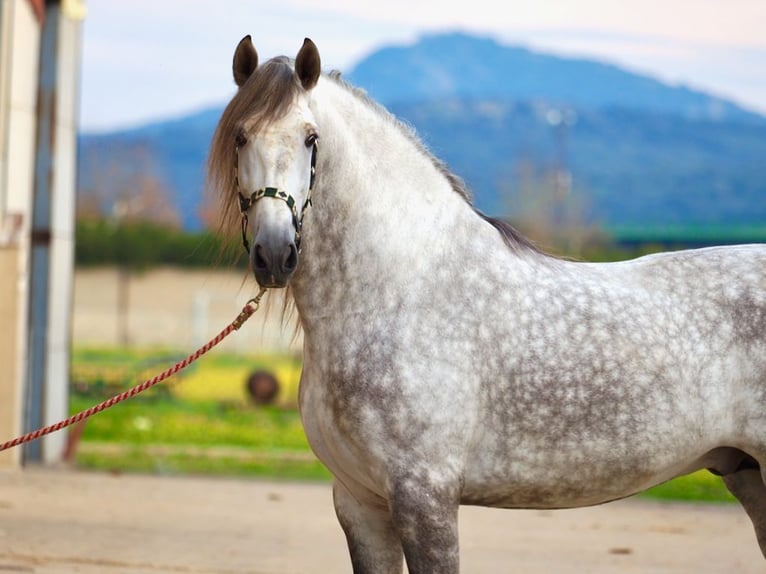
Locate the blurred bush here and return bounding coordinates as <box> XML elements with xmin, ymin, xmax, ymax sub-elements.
<box><xmin>75</xmin><ymin>220</ymin><xmax>245</xmax><ymax>269</ymax></box>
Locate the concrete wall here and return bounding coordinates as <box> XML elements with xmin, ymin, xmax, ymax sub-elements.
<box><xmin>72</xmin><ymin>267</ymin><xmax>300</xmax><ymax>353</ymax></box>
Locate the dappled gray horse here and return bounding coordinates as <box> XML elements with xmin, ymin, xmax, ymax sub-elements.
<box><xmin>208</xmin><ymin>36</ymin><xmax>766</xmax><ymax>573</ymax></box>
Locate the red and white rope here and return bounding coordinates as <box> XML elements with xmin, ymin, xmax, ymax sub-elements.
<box><xmin>0</xmin><ymin>289</ymin><xmax>266</xmax><ymax>453</ymax></box>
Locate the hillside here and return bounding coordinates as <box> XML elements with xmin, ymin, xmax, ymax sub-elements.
<box><xmin>77</xmin><ymin>32</ymin><xmax>766</xmax><ymax>237</ymax></box>
<box><xmin>348</xmin><ymin>32</ymin><xmax>763</xmax><ymax>124</ymax></box>
<box><xmin>393</xmin><ymin>99</ymin><xmax>766</xmax><ymax>227</ymax></box>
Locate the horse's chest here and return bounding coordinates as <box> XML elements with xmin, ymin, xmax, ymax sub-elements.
<box><xmin>298</xmin><ymin>332</ymin><xmax>478</xmax><ymax>490</ymax></box>
<box><xmin>298</xmin><ymin>352</ymin><xmax>389</xmax><ymax>481</ymax></box>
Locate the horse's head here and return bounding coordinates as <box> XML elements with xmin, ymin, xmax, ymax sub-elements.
<box><xmin>211</xmin><ymin>37</ymin><xmax>321</xmax><ymax>288</ymax></box>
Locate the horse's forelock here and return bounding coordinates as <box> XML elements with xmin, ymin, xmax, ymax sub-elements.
<box><xmin>207</xmin><ymin>57</ymin><xmax>301</xmax><ymax>238</ymax></box>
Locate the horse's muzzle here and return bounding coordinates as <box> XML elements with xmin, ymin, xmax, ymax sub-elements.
<box><xmin>251</xmin><ymin>234</ymin><xmax>298</xmax><ymax>288</ymax></box>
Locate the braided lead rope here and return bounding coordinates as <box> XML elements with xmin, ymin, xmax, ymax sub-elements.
<box><xmin>0</xmin><ymin>288</ymin><xmax>267</xmax><ymax>453</ymax></box>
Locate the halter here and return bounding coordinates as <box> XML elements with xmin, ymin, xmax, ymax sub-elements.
<box><xmin>236</xmin><ymin>141</ymin><xmax>317</xmax><ymax>255</ymax></box>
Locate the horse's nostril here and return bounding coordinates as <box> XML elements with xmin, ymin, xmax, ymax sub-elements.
<box><xmin>283</xmin><ymin>243</ymin><xmax>298</xmax><ymax>272</ymax></box>
<box><xmin>254</xmin><ymin>244</ymin><xmax>269</xmax><ymax>271</ymax></box>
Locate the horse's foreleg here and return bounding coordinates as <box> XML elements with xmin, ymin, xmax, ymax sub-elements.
<box><xmin>387</xmin><ymin>476</ymin><xmax>460</xmax><ymax>574</ymax></box>
<box><xmin>723</xmin><ymin>468</ymin><xmax>766</xmax><ymax>558</ymax></box>
<box><xmin>333</xmin><ymin>480</ymin><xmax>403</xmax><ymax>574</ymax></box>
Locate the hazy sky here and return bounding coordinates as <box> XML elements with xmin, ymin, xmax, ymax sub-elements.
<box><xmin>79</xmin><ymin>0</ymin><xmax>766</xmax><ymax>132</ymax></box>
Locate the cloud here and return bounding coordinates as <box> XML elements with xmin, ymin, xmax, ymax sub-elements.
<box><xmin>284</xmin><ymin>0</ymin><xmax>766</xmax><ymax>49</ymax></box>
<box><xmin>78</xmin><ymin>0</ymin><xmax>766</xmax><ymax>131</ymax></box>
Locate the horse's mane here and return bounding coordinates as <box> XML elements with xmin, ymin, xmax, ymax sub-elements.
<box><xmin>206</xmin><ymin>57</ymin><xmax>544</xmax><ymax>259</ymax></box>
<box><xmin>325</xmin><ymin>71</ymin><xmax>543</xmax><ymax>257</ymax></box>
<box><xmin>324</xmin><ymin>70</ymin><xmax>474</xmax><ymax>204</ymax></box>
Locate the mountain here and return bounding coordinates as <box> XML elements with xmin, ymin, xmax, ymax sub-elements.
<box><xmin>78</xmin><ymin>32</ymin><xmax>766</xmax><ymax>237</ymax></box>
<box><xmin>392</xmin><ymin>99</ymin><xmax>766</xmax><ymax>227</ymax></box>
<box><xmin>347</xmin><ymin>32</ymin><xmax>763</xmax><ymax>124</ymax></box>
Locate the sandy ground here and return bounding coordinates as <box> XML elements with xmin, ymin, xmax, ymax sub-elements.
<box><xmin>0</xmin><ymin>468</ymin><xmax>762</xmax><ymax>574</ymax></box>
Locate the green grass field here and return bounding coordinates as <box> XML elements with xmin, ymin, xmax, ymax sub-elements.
<box><xmin>70</xmin><ymin>347</ymin><xmax>328</xmax><ymax>479</ymax></box>
<box><xmin>69</xmin><ymin>347</ymin><xmax>734</xmax><ymax>502</ymax></box>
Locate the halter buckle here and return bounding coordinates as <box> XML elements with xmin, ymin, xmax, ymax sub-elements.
<box><xmin>238</xmin><ymin>192</ymin><xmax>252</xmax><ymax>214</ymax></box>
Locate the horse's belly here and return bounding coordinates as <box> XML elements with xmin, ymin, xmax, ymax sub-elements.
<box><xmin>461</xmin><ymin>474</ymin><xmax>640</xmax><ymax>509</ymax></box>
<box><xmin>460</xmin><ymin>444</ymin><xmax>696</xmax><ymax>509</ymax></box>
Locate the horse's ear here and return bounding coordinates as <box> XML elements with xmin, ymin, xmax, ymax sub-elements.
<box><xmin>295</xmin><ymin>38</ymin><xmax>321</xmax><ymax>91</ymax></box>
<box><xmin>233</xmin><ymin>35</ymin><xmax>258</xmax><ymax>87</ymax></box>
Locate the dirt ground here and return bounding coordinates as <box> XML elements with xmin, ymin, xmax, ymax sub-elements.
<box><xmin>0</xmin><ymin>468</ymin><xmax>762</xmax><ymax>574</ymax></box>
<box><xmin>61</xmin><ymin>269</ymin><xmax>765</xmax><ymax>571</ymax></box>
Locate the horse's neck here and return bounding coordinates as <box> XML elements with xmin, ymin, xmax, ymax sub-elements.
<box><xmin>291</xmin><ymin>81</ymin><xmax>473</xmax><ymax>326</ymax></box>
<box><xmin>313</xmin><ymin>82</ymin><xmax>463</xmax><ymax>214</ymax></box>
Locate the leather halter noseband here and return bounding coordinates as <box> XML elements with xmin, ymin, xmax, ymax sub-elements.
<box><xmin>236</xmin><ymin>141</ymin><xmax>317</xmax><ymax>255</ymax></box>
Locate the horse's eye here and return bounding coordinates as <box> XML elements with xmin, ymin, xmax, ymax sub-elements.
<box><xmin>305</xmin><ymin>133</ymin><xmax>318</xmax><ymax>148</ymax></box>
<box><xmin>235</xmin><ymin>132</ymin><xmax>248</xmax><ymax>148</ymax></box>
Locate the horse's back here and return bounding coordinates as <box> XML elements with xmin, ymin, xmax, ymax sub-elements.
<box><xmin>622</xmin><ymin>243</ymin><xmax>765</xmax><ymax>350</ymax></box>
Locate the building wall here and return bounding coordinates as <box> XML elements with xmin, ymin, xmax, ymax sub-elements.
<box><xmin>0</xmin><ymin>0</ymin><xmax>41</xmax><ymax>468</ymax></box>
<box><xmin>0</xmin><ymin>0</ymin><xmax>83</xmax><ymax>466</ymax></box>
<box><xmin>0</xmin><ymin>248</ymin><xmax>21</xmax><ymax>467</ymax></box>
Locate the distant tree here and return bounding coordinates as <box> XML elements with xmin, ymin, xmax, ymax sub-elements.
<box><xmin>74</xmin><ymin>188</ymin><xmax>104</xmax><ymax>221</ymax></box>
<box><xmin>76</xmin><ymin>144</ymin><xmax>182</xmax><ymax>345</ymax></box>
<box><xmin>197</xmin><ymin>195</ymin><xmax>219</xmax><ymax>231</ymax></box>
<box><xmin>77</xmin><ymin>143</ymin><xmax>179</xmax><ymax>225</ymax></box>
<box><xmin>111</xmin><ymin>173</ymin><xmax>181</xmax><ymax>229</ymax></box>
<box><xmin>502</xmin><ymin>157</ymin><xmax>610</xmax><ymax>259</ymax></box>
<box><xmin>198</xmin><ymin>188</ymin><xmax>248</xmax><ymax>267</ymax></box>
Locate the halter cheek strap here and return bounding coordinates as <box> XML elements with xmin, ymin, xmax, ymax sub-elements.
<box><xmin>236</xmin><ymin>141</ymin><xmax>317</xmax><ymax>255</ymax></box>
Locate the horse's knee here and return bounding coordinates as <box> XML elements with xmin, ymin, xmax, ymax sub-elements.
<box><xmin>387</xmin><ymin>477</ymin><xmax>461</xmax><ymax>574</ymax></box>
<box><xmin>333</xmin><ymin>480</ymin><xmax>403</xmax><ymax>574</ymax></box>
